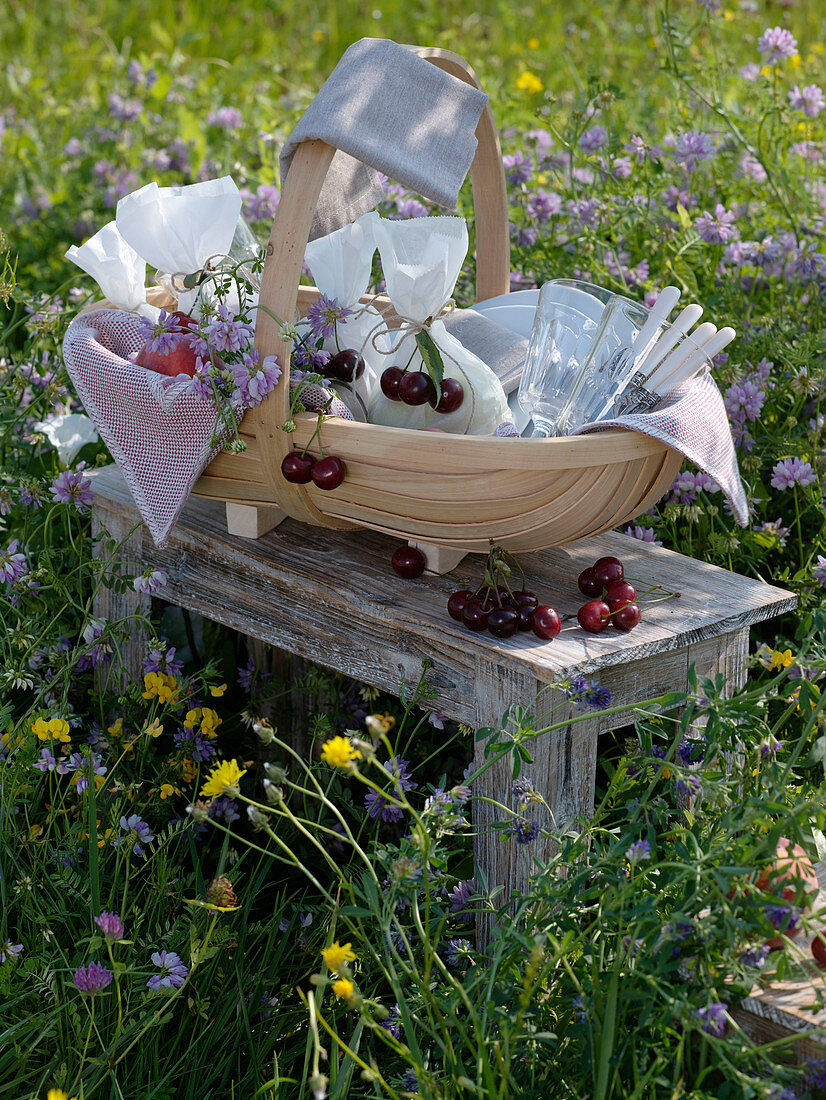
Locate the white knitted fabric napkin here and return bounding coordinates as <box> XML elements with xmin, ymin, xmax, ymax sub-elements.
<box><xmin>576</xmin><ymin>373</ymin><xmax>750</xmax><ymax>525</ymax></box>
<box><xmin>280</xmin><ymin>38</ymin><xmax>488</xmax><ymax>239</ymax></box>
<box><xmin>62</xmin><ymin>309</ymin><xmax>239</xmax><ymax>547</ymax></box>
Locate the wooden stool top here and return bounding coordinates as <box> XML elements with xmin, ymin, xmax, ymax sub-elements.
<box><xmin>89</xmin><ymin>465</ymin><xmax>795</xmax><ymax>724</ymax></box>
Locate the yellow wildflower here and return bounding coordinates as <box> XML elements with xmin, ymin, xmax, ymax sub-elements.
<box><xmin>159</xmin><ymin>783</ymin><xmax>179</xmax><ymax>799</ymax></box>
<box><xmin>210</xmin><ymin>683</ymin><xmax>227</xmax><ymax>697</ymax></box>
<box><xmin>200</xmin><ymin>759</ymin><xmax>247</xmax><ymax>799</ymax></box>
<box><xmin>47</xmin><ymin>1089</ymin><xmax>78</xmax><ymax>1100</ymax></box>
<box><xmin>527</xmin><ymin>37</ymin><xmax>539</xmax><ymax>49</ymax></box>
<box><xmin>312</xmin><ymin>28</ymin><xmax>324</xmax><ymax>41</ymax></box>
<box><xmin>179</xmin><ymin>758</ymin><xmax>198</xmax><ymax>783</ymax></box>
<box><xmin>365</xmin><ymin>712</ymin><xmax>395</xmax><ymax>736</ymax></box>
<box><xmin>142</xmin><ymin>672</ymin><xmax>180</xmax><ymax>704</ymax></box>
<box><xmin>183</xmin><ymin>708</ymin><xmax>201</xmax><ymax>729</ymax></box>
<box><xmin>33</xmin><ymin>717</ymin><xmax>71</xmax><ymax>743</ymax></box>
<box><xmin>320</xmin><ymin>736</ymin><xmax>362</xmax><ymax>768</ymax></box>
<box><xmin>331</xmin><ymin>977</ymin><xmax>355</xmax><ymax>1000</ymax></box>
<box><xmin>143</xmin><ymin>718</ymin><xmax>164</xmax><ymax>738</ymax></box>
<box><xmin>790</xmin><ymin>53</ymin><xmax>801</xmax><ymax>68</ymax></box>
<box><xmin>769</xmin><ymin>649</ymin><xmax>794</xmax><ymax>670</ymax></box>
<box><xmin>516</xmin><ymin>71</ymin><xmax>543</xmax><ymax>94</ymax></box>
<box><xmin>321</xmin><ymin>941</ymin><xmax>357</xmax><ymax>972</ymax></box>
<box><xmin>200</xmin><ymin>708</ymin><xmax>221</xmax><ymax>737</ymax></box>
<box><xmin>108</xmin><ymin>718</ymin><xmax>124</xmax><ymax>738</ymax></box>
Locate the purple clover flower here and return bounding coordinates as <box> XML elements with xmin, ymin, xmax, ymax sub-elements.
<box><xmin>206</xmin><ymin>304</ymin><xmax>255</xmax><ymax>354</ymax></box>
<box><xmin>0</xmin><ymin>540</ymin><xmax>28</xmax><ymax>585</ymax></box>
<box><xmin>579</xmin><ymin>125</ymin><xmax>608</xmax><ymax>154</ymax></box>
<box><xmin>625</xmin><ymin>135</ymin><xmax>662</xmax><ymax>161</ymax></box>
<box><xmin>143</xmin><ymin>644</ymin><xmax>183</xmax><ymax>675</ymax></box>
<box><xmin>207</xmin><ymin>106</ymin><xmax>243</xmax><ymax>130</ymax></box>
<box><xmin>812</xmin><ymin>555</ymin><xmax>826</xmax><ymax>587</ymax></box>
<box><xmin>739</xmin><ymin>63</ymin><xmax>761</xmax><ymax>81</ymax></box>
<box><xmin>676</xmin><ymin>774</ymin><xmax>701</xmax><ymax>798</ymax></box>
<box><xmin>804</xmin><ymin>1059</ymin><xmax>826</xmax><ymax>1090</ymax></box>
<box><xmin>73</xmin><ymin>960</ymin><xmax>113</xmax><ymax>993</ymax></box>
<box><xmin>241</xmin><ymin>183</ymin><xmax>279</xmax><ymax>223</ymax></box>
<box><xmin>0</xmin><ymin>941</ymin><xmax>23</xmax><ymax>963</ymax></box>
<box><xmin>623</xmin><ymin>525</ymin><xmax>662</xmax><ymax>545</ymax></box>
<box><xmin>132</xmin><ymin>568</ymin><xmax>168</xmax><ymax>595</ymax></box>
<box><xmin>50</xmin><ymin>469</ymin><xmax>95</xmax><ymax>513</ymax></box>
<box><xmin>119</xmin><ymin>813</ymin><xmax>154</xmax><ymax>857</ymax></box>
<box><xmin>527</xmin><ymin>189</ymin><xmax>562</xmax><ymax>221</ymax></box>
<box><xmin>381</xmin><ymin>1003</ymin><xmax>403</xmax><ymax>1040</ymax></box>
<box><xmin>66</xmin><ymin>751</ymin><xmax>107</xmax><ymax>793</ymax></box>
<box><xmin>138</xmin><ymin>309</ymin><xmax>187</xmax><ymax>355</ymax></box>
<box><xmin>694</xmin><ymin>204</ymin><xmax>738</xmax><ymax>244</ymax></box>
<box><xmin>364</xmin><ymin>757</ymin><xmax>417</xmax><ymax>823</ymax></box>
<box><xmin>677</xmin><ymin>738</ymin><xmax>705</xmax><ymax>765</ymax></box>
<box><xmin>740</xmin><ymin>943</ymin><xmax>770</xmax><ymax>968</ymax></box>
<box><xmin>759</xmin><ymin>737</ymin><xmax>783</xmax><ymax>761</ymax></box>
<box><xmin>94</xmin><ymin>912</ymin><xmax>125</xmax><ymax>941</ymax></box>
<box><xmin>789</xmin><ymin>84</ymin><xmax>826</xmax><ymax>118</ymax></box>
<box><xmin>502</xmin><ymin>152</ymin><xmax>534</xmax><ymax>185</ymax></box>
<box><xmin>147</xmin><ymin>949</ymin><xmax>188</xmax><ymax>989</ymax></box>
<box><xmin>564</xmin><ymin>675</ymin><xmax>612</xmax><ymax>711</ymax></box>
<box><xmin>672</xmin><ymin>131</ymin><xmax>716</xmax><ymax>173</ymax></box>
<box><xmin>209</xmin><ymin>797</ymin><xmax>240</xmax><ymax>825</ymax></box>
<box><xmin>766</xmin><ymin>902</ymin><xmax>801</xmax><ymax>933</ymax></box>
<box><xmin>625</xmin><ymin>839</ymin><xmax>651</xmax><ymax>864</ymax></box>
<box><xmin>108</xmin><ymin>93</ymin><xmax>142</xmax><ymax>122</ymax></box>
<box><xmin>445</xmin><ymin>938</ymin><xmax>473</xmax><ymax>968</ymax></box>
<box><xmin>448</xmin><ymin>878</ymin><xmax>477</xmax><ymax>916</ymax></box>
<box><xmin>756</xmin><ymin>518</ymin><xmax>789</xmax><ymax>548</ymax></box>
<box><xmin>770</xmin><ymin>457</ymin><xmax>817</xmax><ymax>491</ymax></box>
<box><xmin>507</xmin><ymin>817</ymin><xmax>540</xmax><ymax>844</ymax></box>
<box><xmin>757</xmin><ymin>26</ymin><xmax>798</xmax><ymax>65</ymax></box>
<box><xmin>229</xmin><ymin>352</ymin><xmax>281</xmax><ymax>407</ymax></box>
<box><xmin>305</xmin><ymin>294</ymin><xmax>353</xmax><ymax>342</ymax></box>
<box><xmin>695</xmin><ymin>1001</ymin><xmax>727</xmax><ymax>1037</ymax></box>
<box><xmin>33</xmin><ymin>747</ymin><xmax>68</xmax><ymax>774</ymax></box>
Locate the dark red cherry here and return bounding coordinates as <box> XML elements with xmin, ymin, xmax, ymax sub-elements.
<box><xmin>612</xmin><ymin>602</ymin><xmax>642</xmax><ymax>631</ymax></box>
<box><xmin>430</xmin><ymin>377</ymin><xmax>464</xmax><ymax>413</ymax></box>
<box><xmin>380</xmin><ymin>367</ymin><xmax>405</xmax><ymax>400</ymax></box>
<box><xmin>310</xmin><ymin>456</ymin><xmax>346</xmax><ymax>490</ymax></box>
<box><xmin>517</xmin><ymin>604</ymin><xmax>535</xmax><ymax>631</ymax></box>
<box><xmin>447</xmin><ymin>590</ymin><xmax>475</xmax><ymax>621</ymax></box>
<box><xmin>281</xmin><ymin>451</ymin><xmax>314</xmax><ymax>484</ymax></box>
<box><xmin>391</xmin><ymin>546</ymin><xmax>426</xmax><ymax>579</ymax></box>
<box><xmin>577</xmin><ymin>600</ymin><xmax>611</xmax><ymax>633</ymax></box>
<box><xmin>487</xmin><ymin>607</ymin><xmax>519</xmax><ymax>638</ymax></box>
<box><xmin>462</xmin><ymin>602</ymin><xmax>490</xmax><ymax>632</ymax></box>
<box><xmin>531</xmin><ymin>605</ymin><xmax>562</xmax><ymax>640</ymax></box>
<box><xmin>578</xmin><ymin>567</ymin><xmax>603</xmax><ymax>598</ymax></box>
<box><xmin>398</xmin><ymin>371</ymin><xmax>437</xmax><ymax>406</ymax></box>
<box><xmin>513</xmin><ymin>590</ymin><xmax>539</xmax><ymax>609</ymax></box>
<box><xmin>605</xmin><ymin>579</ymin><xmax>637</xmax><ymax>607</ymax></box>
<box><xmin>327</xmin><ymin>348</ymin><xmax>365</xmax><ymax>382</ymax></box>
<box><xmin>592</xmin><ymin>556</ymin><xmax>624</xmax><ymax>586</ymax></box>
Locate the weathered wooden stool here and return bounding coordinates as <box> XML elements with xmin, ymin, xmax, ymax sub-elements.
<box><xmin>89</xmin><ymin>464</ymin><xmax>795</xmax><ymax>917</ymax></box>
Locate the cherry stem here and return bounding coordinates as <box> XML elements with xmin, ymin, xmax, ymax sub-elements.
<box><xmin>625</xmin><ymin>577</ymin><xmax>681</xmax><ymax>599</ymax></box>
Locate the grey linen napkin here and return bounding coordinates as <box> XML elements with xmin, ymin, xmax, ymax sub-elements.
<box><xmin>280</xmin><ymin>38</ymin><xmax>488</xmax><ymax>240</ymax></box>
<box><xmin>443</xmin><ymin>308</ymin><xmax>528</xmax><ymax>394</ymax></box>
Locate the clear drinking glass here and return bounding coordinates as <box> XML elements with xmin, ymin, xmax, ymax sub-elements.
<box><xmin>518</xmin><ymin>279</ymin><xmax>662</xmax><ymax>436</ymax></box>
<box><xmin>517</xmin><ymin>281</ymin><xmax>607</xmax><ymax>437</ymax></box>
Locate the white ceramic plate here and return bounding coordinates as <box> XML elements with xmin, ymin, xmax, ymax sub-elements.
<box><xmin>474</xmin><ymin>288</ymin><xmax>540</xmax><ymax>311</ymax></box>
<box><xmin>472</xmin><ymin>303</ymin><xmax>536</xmax><ymax>341</ymax></box>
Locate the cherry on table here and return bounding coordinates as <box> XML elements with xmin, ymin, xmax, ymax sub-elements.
<box><xmin>612</xmin><ymin>602</ymin><xmax>641</xmax><ymax>631</ymax></box>
<box><xmin>531</xmin><ymin>605</ymin><xmax>562</xmax><ymax>641</ymax></box>
<box><xmin>606</xmin><ymin>579</ymin><xmax>637</xmax><ymax>607</ymax></box>
<box><xmin>462</xmin><ymin>602</ymin><xmax>490</xmax><ymax>632</ymax></box>
<box><xmin>577</xmin><ymin>600</ymin><xmax>610</xmax><ymax>633</ymax></box>
<box><xmin>812</xmin><ymin>934</ymin><xmax>826</xmax><ymax>968</ymax></box>
<box><xmin>281</xmin><ymin>452</ymin><xmax>314</xmax><ymax>484</ymax></box>
<box><xmin>447</xmin><ymin>590</ymin><xmax>475</xmax><ymax>621</ymax></box>
<box><xmin>327</xmin><ymin>348</ymin><xmax>365</xmax><ymax>382</ymax></box>
<box><xmin>578</xmin><ymin>567</ymin><xmax>603</xmax><ymax>598</ymax></box>
<box><xmin>310</xmin><ymin>455</ymin><xmax>346</xmax><ymax>490</ymax></box>
<box><xmin>380</xmin><ymin>367</ymin><xmax>405</xmax><ymax>400</ymax></box>
<box><xmin>392</xmin><ymin>546</ymin><xmax>426</xmax><ymax>579</ymax></box>
<box><xmin>592</xmin><ymin>556</ymin><xmax>624</xmax><ymax>586</ymax></box>
<box><xmin>430</xmin><ymin>377</ymin><xmax>464</xmax><ymax>413</ymax></box>
<box><xmin>488</xmin><ymin>606</ymin><xmax>519</xmax><ymax>638</ymax></box>
<box><xmin>513</xmin><ymin>590</ymin><xmax>539</xmax><ymax>609</ymax></box>
<box><xmin>399</xmin><ymin>371</ymin><xmax>437</xmax><ymax>406</ymax></box>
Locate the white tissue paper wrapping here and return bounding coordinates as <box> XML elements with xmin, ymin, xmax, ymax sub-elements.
<box><xmin>33</xmin><ymin>413</ymin><xmax>99</xmax><ymax>465</ymax></box>
<box><xmin>367</xmin><ymin>216</ymin><xmax>510</xmax><ymax>435</ymax></box>
<box><xmin>115</xmin><ymin>178</ymin><xmax>242</xmax><ymax>315</ymax></box>
<box><xmin>302</xmin><ymin>211</ymin><xmax>383</xmax><ymax>422</ymax></box>
<box><xmin>65</xmin><ymin>222</ymin><xmax>159</xmax><ymax>319</ymax></box>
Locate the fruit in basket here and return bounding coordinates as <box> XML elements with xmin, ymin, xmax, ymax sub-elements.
<box><xmin>327</xmin><ymin>349</ymin><xmax>365</xmax><ymax>383</ymax></box>
<box><xmin>399</xmin><ymin>371</ymin><xmax>437</xmax><ymax>407</ymax></box>
<box><xmin>430</xmin><ymin>377</ymin><xmax>464</xmax><ymax>414</ymax></box>
<box><xmin>310</xmin><ymin>456</ymin><xmax>346</xmax><ymax>490</ymax></box>
<box><xmin>281</xmin><ymin>452</ymin><xmax>315</xmax><ymax>484</ymax></box>
<box><xmin>380</xmin><ymin>367</ymin><xmax>404</xmax><ymax>400</ymax></box>
<box><xmin>134</xmin><ymin>310</ymin><xmax>200</xmax><ymax>378</ymax></box>
<box><xmin>531</xmin><ymin>605</ymin><xmax>561</xmax><ymax>640</ymax></box>
<box><xmin>578</xmin><ymin>600</ymin><xmax>611</xmax><ymax>633</ymax></box>
<box><xmin>392</xmin><ymin>546</ymin><xmax>426</xmax><ymax>579</ymax></box>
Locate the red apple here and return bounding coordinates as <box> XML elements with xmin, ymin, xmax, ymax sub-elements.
<box><xmin>135</xmin><ymin>340</ymin><xmax>199</xmax><ymax>377</ymax></box>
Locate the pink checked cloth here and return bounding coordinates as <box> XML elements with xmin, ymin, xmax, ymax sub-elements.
<box><xmin>62</xmin><ymin>309</ymin><xmax>237</xmax><ymax>547</ymax></box>
<box><xmin>576</xmin><ymin>373</ymin><xmax>750</xmax><ymax>525</ymax></box>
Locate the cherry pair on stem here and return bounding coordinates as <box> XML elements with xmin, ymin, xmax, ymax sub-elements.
<box><xmin>280</xmin><ymin>408</ymin><xmax>345</xmax><ymax>490</ymax></box>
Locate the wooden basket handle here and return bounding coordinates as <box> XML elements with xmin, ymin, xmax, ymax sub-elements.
<box><xmin>248</xmin><ymin>46</ymin><xmax>510</xmax><ymax>524</ymax></box>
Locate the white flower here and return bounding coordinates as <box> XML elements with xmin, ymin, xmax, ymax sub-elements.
<box><xmin>33</xmin><ymin>413</ymin><xmax>99</xmax><ymax>464</ymax></box>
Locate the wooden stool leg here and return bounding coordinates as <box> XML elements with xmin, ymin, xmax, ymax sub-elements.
<box><xmin>226</xmin><ymin>502</ymin><xmax>286</xmax><ymax>539</ymax></box>
<box><xmin>409</xmin><ymin>540</ymin><xmax>467</xmax><ymax>576</ymax></box>
<box><xmin>91</xmin><ymin>505</ymin><xmax>151</xmax><ymax>689</ymax></box>
<box><xmin>471</xmin><ymin>662</ymin><xmax>600</xmax><ymax>945</ymax></box>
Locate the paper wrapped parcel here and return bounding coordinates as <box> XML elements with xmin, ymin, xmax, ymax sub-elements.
<box><xmin>65</xmin><ymin>221</ymin><xmax>158</xmax><ymax>318</ymax></box>
<box><xmin>115</xmin><ymin>178</ymin><xmax>242</xmax><ymax>314</ymax></box>
<box><xmin>280</xmin><ymin>38</ymin><xmax>488</xmax><ymax>240</ymax></box>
